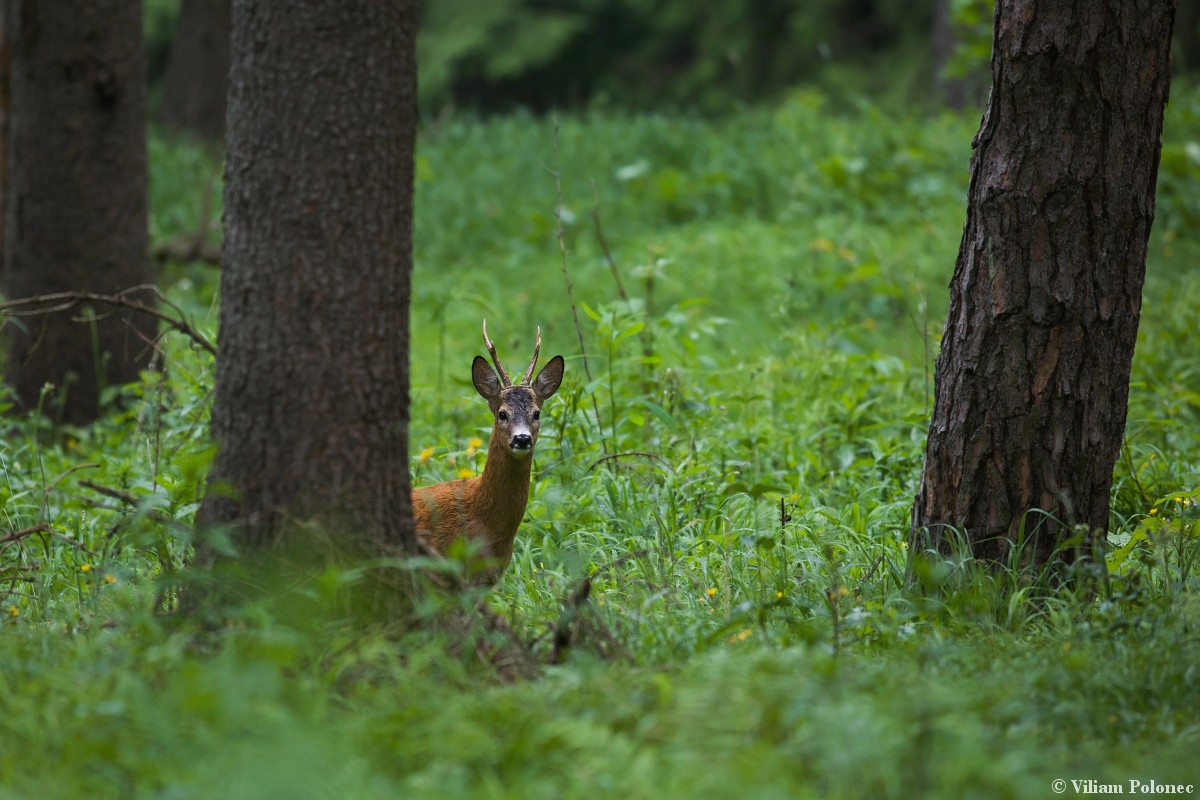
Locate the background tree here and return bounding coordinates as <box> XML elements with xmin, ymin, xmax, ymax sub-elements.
<box><xmin>2</xmin><ymin>0</ymin><xmax>155</xmax><ymax>424</ymax></box>
<box><xmin>912</xmin><ymin>0</ymin><xmax>1178</xmax><ymax>565</ymax></box>
<box><xmin>157</xmin><ymin>0</ymin><xmax>230</xmax><ymax>142</ymax></box>
<box><xmin>197</xmin><ymin>1</ymin><xmax>418</xmax><ymax>557</ymax></box>
<box><xmin>1</xmin><ymin>17</ymin><xmax>10</xmax><ymax>263</ymax></box>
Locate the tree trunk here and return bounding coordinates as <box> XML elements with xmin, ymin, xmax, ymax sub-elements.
<box><xmin>0</xmin><ymin>15</ymin><xmax>10</xmax><ymax>264</ymax></box>
<box><xmin>912</xmin><ymin>0</ymin><xmax>1177</xmax><ymax>565</ymax></box>
<box><xmin>2</xmin><ymin>0</ymin><xmax>155</xmax><ymax>425</ymax></box>
<box><xmin>1176</xmin><ymin>1</ymin><xmax>1200</xmax><ymax>74</ymax></box>
<box><xmin>197</xmin><ymin>1</ymin><xmax>418</xmax><ymax>556</ymax></box>
<box><xmin>157</xmin><ymin>0</ymin><xmax>230</xmax><ymax>142</ymax></box>
<box><xmin>931</xmin><ymin>0</ymin><xmax>966</xmax><ymax>109</ymax></box>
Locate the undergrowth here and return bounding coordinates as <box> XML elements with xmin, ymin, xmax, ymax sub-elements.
<box><xmin>1</xmin><ymin>86</ymin><xmax>1199</xmax><ymax>798</ymax></box>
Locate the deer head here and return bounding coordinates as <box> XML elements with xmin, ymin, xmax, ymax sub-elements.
<box><xmin>472</xmin><ymin>320</ymin><xmax>564</xmax><ymax>458</ymax></box>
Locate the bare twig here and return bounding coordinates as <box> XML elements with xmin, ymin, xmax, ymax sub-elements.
<box><xmin>0</xmin><ymin>285</ymin><xmax>217</xmax><ymax>357</ymax></box>
<box><xmin>585</xmin><ymin>451</ymin><xmax>672</xmax><ymax>474</ymax></box>
<box><xmin>0</xmin><ymin>523</ymin><xmax>96</xmax><ymax>557</ymax></box>
<box><xmin>590</xmin><ymin>179</ymin><xmax>628</xmax><ymax>301</ymax></box>
<box><xmin>856</xmin><ymin>553</ymin><xmax>885</xmax><ymax>595</ymax></box>
<box><xmin>0</xmin><ymin>524</ymin><xmax>52</xmax><ymax>546</ymax></box>
<box><xmin>42</xmin><ymin>463</ymin><xmax>101</xmax><ymax>522</ymax></box>
<box><xmin>78</xmin><ymin>480</ymin><xmax>195</xmax><ymax>540</ymax></box>
<box><xmin>78</xmin><ymin>480</ymin><xmax>140</xmax><ymax>507</ymax></box>
<box><xmin>550</xmin><ymin>114</ymin><xmax>607</xmax><ymax>455</ymax></box>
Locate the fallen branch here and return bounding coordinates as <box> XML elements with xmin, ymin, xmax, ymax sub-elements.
<box><xmin>0</xmin><ymin>284</ymin><xmax>217</xmax><ymax>357</ymax></box>
<box><xmin>0</xmin><ymin>523</ymin><xmax>96</xmax><ymax>557</ymax></box>
<box><xmin>0</xmin><ymin>524</ymin><xmax>52</xmax><ymax>546</ymax></box>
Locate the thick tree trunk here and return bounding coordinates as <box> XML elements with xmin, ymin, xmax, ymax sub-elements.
<box><xmin>2</xmin><ymin>0</ymin><xmax>155</xmax><ymax>425</ymax></box>
<box><xmin>197</xmin><ymin>1</ymin><xmax>418</xmax><ymax>556</ymax></box>
<box><xmin>157</xmin><ymin>0</ymin><xmax>230</xmax><ymax>142</ymax></box>
<box><xmin>913</xmin><ymin>0</ymin><xmax>1177</xmax><ymax>565</ymax></box>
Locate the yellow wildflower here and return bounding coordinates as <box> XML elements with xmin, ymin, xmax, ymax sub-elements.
<box><xmin>80</xmin><ymin>564</ymin><xmax>92</xmax><ymax>573</ymax></box>
<box><xmin>468</xmin><ymin>437</ymin><xmax>484</xmax><ymax>450</ymax></box>
<box><xmin>705</xmin><ymin>587</ymin><xmax>718</xmax><ymax>596</ymax></box>
<box><xmin>457</xmin><ymin>467</ymin><xmax>474</xmax><ymax>480</ymax></box>
<box><xmin>105</xmin><ymin>575</ymin><xmax>116</xmax><ymax>585</ymax></box>
<box><xmin>776</xmin><ymin>591</ymin><xmax>784</xmax><ymax>599</ymax></box>
<box><xmin>7</xmin><ymin>606</ymin><xmax>17</xmax><ymax>618</ymax></box>
<box><xmin>418</xmin><ymin>447</ymin><xmax>435</xmax><ymax>465</ymax></box>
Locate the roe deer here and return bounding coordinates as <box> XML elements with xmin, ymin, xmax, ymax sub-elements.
<box><xmin>413</xmin><ymin>321</ymin><xmax>564</xmax><ymax>582</ymax></box>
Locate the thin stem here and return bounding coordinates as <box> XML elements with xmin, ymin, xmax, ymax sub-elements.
<box><xmin>551</xmin><ymin>114</ymin><xmax>607</xmax><ymax>455</ymax></box>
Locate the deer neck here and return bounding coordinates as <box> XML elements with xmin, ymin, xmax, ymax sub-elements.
<box><xmin>473</xmin><ymin>428</ymin><xmax>534</xmax><ymax>542</ymax></box>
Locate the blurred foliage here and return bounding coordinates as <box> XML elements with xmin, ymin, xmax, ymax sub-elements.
<box><xmin>144</xmin><ymin>0</ymin><xmax>182</xmax><ymax>84</ymax></box>
<box><xmin>142</xmin><ymin>0</ymin><xmax>1200</xmax><ymax>114</ymax></box>
<box><xmin>417</xmin><ymin>0</ymin><xmax>936</xmax><ymax>113</ymax></box>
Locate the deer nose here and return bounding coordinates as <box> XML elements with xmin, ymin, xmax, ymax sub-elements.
<box><xmin>511</xmin><ymin>433</ymin><xmax>533</xmax><ymax>451</ymax></box>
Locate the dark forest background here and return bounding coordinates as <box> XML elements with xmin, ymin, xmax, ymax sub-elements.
<box><xmin>143</xmin><ymin>0</ymin><xmax>1200</xmax><ymax>117</ymax></box>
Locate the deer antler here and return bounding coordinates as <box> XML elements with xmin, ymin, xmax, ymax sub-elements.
<box><xmin>481</xmin><ymin>319</ymin><xmax>512</xmax><ymax>387</ymax></box>
<box><xmin>520</xmin><ymin>326</ymin><xmax>541</xmax><ymax>385</ymax></box>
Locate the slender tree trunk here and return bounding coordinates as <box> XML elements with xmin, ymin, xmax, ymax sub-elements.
<box><xmin>197</xmin><ymin>1</ymin><xmax>418</xmax><ymax>556</ymax></box>
<box><xmin>2</xmin><ymin>0</ymin><xmax>155</xmax><ymax>425</ymax></box>
<box><xmin>931</xmin><ymin>0</ymin><xmax>966</xmax><ymax>109</ymax></box>
<box><xmin>158</xmin><ymin>0</ymin><xmax>230</xmax><ymax>142</ymax></box>
<box><xmin>1176</xmin><ymin>2</ymin><xmax>1200</xmax><ymax>74</ymax></box>
<box><xmin>0</xmin><ymin>16</ymin><xmax>10</xmax><ymax>264</ymax></box>
<box><xmin>912</xmin><ymin>0</ymin><xmax>1177</xmax><ymax>565</ymax></box>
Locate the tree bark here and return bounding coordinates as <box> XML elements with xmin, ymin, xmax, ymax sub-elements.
<box><xmin>913</xmin><ymin>0</ymin><xmax>1177</xmax><ymax>565</ymax></box>
<box><xmin>2</xmin><ymin>0</ymin><xmax>155</xmax><ymax>425</ymax></box>
<box><xmin>157</xmin><ymin>0</ymin><xmax>230</xmax><ymax>142</ymax></box>
<box><xmin>197</xmin><ymin>1</ymin><xmax>418</xmax><ymax>556</ymax></box>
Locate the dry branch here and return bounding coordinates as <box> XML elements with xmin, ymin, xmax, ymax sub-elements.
<box><xmin>0</xmin><ymin>284</ymin><xmax>217</xmax><ymax>357</ymax></box>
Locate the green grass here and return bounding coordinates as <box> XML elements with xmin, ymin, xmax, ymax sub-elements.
<box><xmin>1</xmin><ymin>85</ymin><xmax>1199</xmax><ymax>798</ymax></box>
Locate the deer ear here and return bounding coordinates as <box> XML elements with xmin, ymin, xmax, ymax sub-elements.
<box><xmin>532</xmin><ymin>355</ymin><xmax>565</xmax><ymax>402</ymax></box>
<box><xmin>472</xmin><ymin>356</ymin><xmax>502</xmax><ymax>401</ymax></box>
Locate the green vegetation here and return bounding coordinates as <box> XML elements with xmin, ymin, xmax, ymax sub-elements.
<box><xmin>2</xmin><ymin>86</ymin><xmax>1199</xmax><ymax>798</ymax></box>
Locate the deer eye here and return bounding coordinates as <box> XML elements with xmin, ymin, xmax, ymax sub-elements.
<box><xmin>497</xmin><ymin>410</ymin><xmax>508</xmax><ymax>421</ymax></box>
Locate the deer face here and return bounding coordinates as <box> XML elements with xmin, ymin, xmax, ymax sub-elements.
<box><xmin>472</xmin><ymin>353</ymin><xmax>564</xmax><ymax>458</ymax></box>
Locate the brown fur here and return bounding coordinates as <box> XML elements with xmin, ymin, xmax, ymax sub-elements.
<box><xmin>412</xmin><ymin>348</ymin><xmax>564</xmax><ymax>582</ymax></box>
